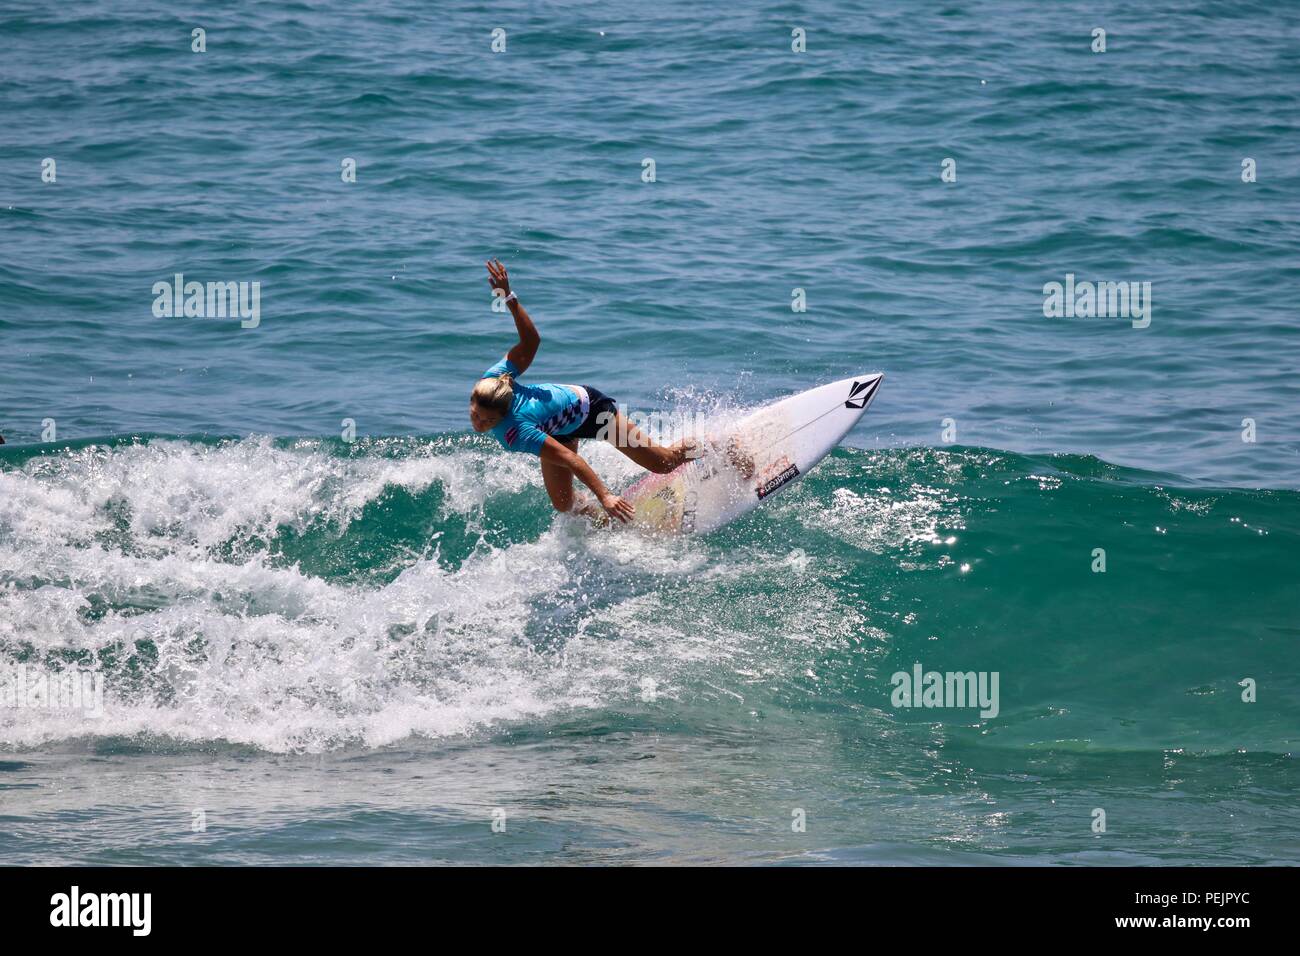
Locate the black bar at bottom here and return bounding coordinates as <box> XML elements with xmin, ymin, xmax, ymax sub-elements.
<box><xmin>0</xmin><ymin>865</ymin><xmax>1276</xmax><ymax>940</ymax></box>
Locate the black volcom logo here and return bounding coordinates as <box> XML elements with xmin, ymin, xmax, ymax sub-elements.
<box><xmin>845</xmin><ymin>378</ymin><xmax>878</xmax><ymax>409</ymax></box>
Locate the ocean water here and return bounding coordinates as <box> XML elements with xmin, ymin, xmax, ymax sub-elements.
<box><xmin>1</xmin><ymin>1</ymin><xmax>1297</xmax><ymax>865</ymax></box>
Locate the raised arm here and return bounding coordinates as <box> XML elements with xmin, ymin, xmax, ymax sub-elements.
<box><xmin>539</xmin><ymin>437</ymin><xmax>636</xmax><ymax>523</ymax></box>
<box><xmin>486</xmin><ymin>259</ymin><xmax>540</xmax><ymax>374</ymax></box>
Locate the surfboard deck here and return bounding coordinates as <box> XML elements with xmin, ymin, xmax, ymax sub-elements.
<box><xmin>623</xmin><ymin>373</ymin><xmax>883</xmax><ymax>535</ymax></box>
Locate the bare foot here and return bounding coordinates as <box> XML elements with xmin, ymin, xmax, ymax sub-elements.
<box><xmin>669</xmin><ymin>437</ymin><xmax>702</xmax><ymax>467</ymax></box>
<box><xmin>724</xmin><ymin>435</ymin><xmax>755</xmax><ymax>478</ymax></box>
<box><xmin>692</xmin><ymin>433</ymin><xmax>755</xmax><ymax>478</ymax></box>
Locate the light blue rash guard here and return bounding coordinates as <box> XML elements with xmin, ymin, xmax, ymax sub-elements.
<box><xmin>481</xmin><ymin>358</ymin><xmax>589</xmax><ymax>456</ymax></box>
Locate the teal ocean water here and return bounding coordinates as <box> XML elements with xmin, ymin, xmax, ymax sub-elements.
<box><xmin>1</xmin><ymin>1</ymin><xmax>1298</xmax><ymax>865</ymax></box>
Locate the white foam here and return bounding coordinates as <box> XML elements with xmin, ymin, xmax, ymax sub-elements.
<box><xmin>1</xmin><ymin>436</ymin><xmax>847</xmax><ymax>753</ymax></box>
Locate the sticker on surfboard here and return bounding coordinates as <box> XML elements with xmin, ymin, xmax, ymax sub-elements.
<box><xmin>755</xmin><ymin>457</ymin><xmax>800</xmax><ymax>500</ymax></box>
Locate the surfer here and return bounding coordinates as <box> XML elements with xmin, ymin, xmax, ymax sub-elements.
<box><xmin>469</xmin><ymin>260</ymin><xmax>749</xmax><ymax>524</ymax></box>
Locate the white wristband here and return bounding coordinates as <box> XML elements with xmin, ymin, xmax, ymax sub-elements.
<box><xmin>503</xmin><ymin>291</ymin><xmax>517</xmax><ymax>304</ymax></box>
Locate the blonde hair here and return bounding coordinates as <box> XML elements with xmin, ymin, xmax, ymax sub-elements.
<box><xmin>471</xmin><ymin>372</ymin><xmax>514</xmax><ymax>415</ymax></box>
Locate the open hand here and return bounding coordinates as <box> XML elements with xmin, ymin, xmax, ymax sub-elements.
<box><xmin>486</xmin><ymin>259</ymin><xmax>511</xmax><ymax>297</ymax></box>
<box><xmin>600</xmin><ymin>493</ymin><xmax>635</xmax><ymax>524</ymax></box>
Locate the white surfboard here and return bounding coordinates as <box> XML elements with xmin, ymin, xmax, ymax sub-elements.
<box><xmin>623</xmin><ymin>373</ymin><xmax>884</xmax><ymax>534</ymax></box>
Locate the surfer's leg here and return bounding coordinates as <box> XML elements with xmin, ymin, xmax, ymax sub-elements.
<box><xmin>603</xmin><ymin>412</ymin><xmax>690</xmax><ymax>475</ymax></box>
<box><xmin>540</xmin><ymin>437</ymin><xmax>580</xmax><ymax>511</ymax></box>
<box><xmin>605</xmin><ymin>411</ymin><xmax>755</xmax><ymax>479</ymax></box>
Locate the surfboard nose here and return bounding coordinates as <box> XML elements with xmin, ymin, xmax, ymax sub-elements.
<box><xmin>844</xmin><ymin>373</ymin><xmax>883</xmax><ymax>409</ymax></box>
